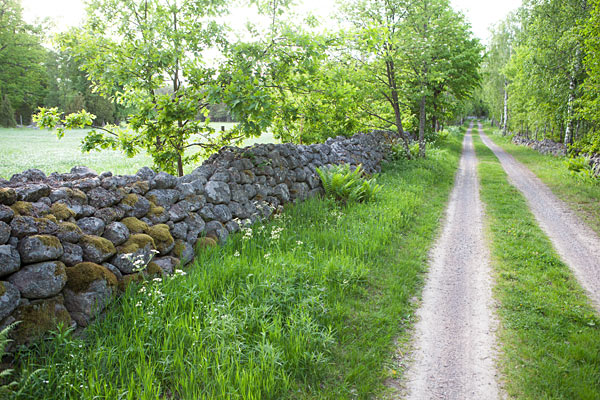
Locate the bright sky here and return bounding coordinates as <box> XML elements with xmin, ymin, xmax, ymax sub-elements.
<box><xmin>21</xmin><ymin>0</ymin><xmax>522</xmax><ymax>44</ymax></box>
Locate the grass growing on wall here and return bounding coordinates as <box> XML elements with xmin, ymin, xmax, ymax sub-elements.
<box><xmin>5</xmin><ymin>132</ymin><xmax>463</xmax><ymax>400</ymax></box>
<box><xmin>482</xmin><ymin>123</ymin><xmax>600</xmax><ymax>235</ymax></box>
<box><xmin>473</xmin><ymin>131</ymin><xmax>600</xmax><ymax>399</ymax></box>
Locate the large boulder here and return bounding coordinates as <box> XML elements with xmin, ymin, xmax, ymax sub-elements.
<box><xmin>15</xmin><ymin>184</ymin><xmax>50</xmax><ymax>202</ymax></box>
<box><xmin>0</xmin><ymin>245</ymin><xmax>20</xmax><ymax>277</ymax></box>
<box><xmin>205</xmin><ymin>181</ymin><xmax>231</xmax><ymax>204</ymax></box>
<box><xmin>18</xmin><ymin>235</ymin><xmax>63</xmax><ymax>264</ymax></box>
<box><xmin>102</xmin><ymin>221</ymin><xmax>130</xmax><ymax>246</ymax></box>
<box><xmin>7</xmin><ymin>260</ymin><xmax>67</xmax><ymax>299</ymax></box>
<box><xmin>77</xmin><ymin>217</ymin><xmax>106</xmax><ymax>236</ymax></box>
<box><xmin>87</xmin><ymin>187</ymin><xmax>120</xmax><ymax>209</ymax></box>
<box><xmin>10</xmin><ymin>216</ymin><xmax>38</xmax><ymax>238</ymax></box>
<box><xmin>80</xmin><ymin>235</ymin><xmax>116</xmax><ymax>264</ymax></box>
<box><xmin>146</xmin><ymin>224</ymin><xmax>175</xmax><ymax>255</ymax></box>
<box><xmin>60</xmin><ymin>242</ymin><xmax>83</xmax><ymax>267</ymax></box>
<box><xmin>10</xmin><ymin>294</ymin><xmax>73</xmax><ymax>345</ymax></box>
<box><xmin>63</xmin><ymin>262</ymin><xmax>117</xmax><ymax>327</ymax></box>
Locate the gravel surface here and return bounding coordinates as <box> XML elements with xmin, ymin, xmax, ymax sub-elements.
<box><xmin>479</xmin><ymin>124</ymin><xmax>600</xmax><ymax>312</ymax></box>
<box><xmin>403</xmin><ymin>125</ymin><xmax>501</xmax><ymax>399</ymax></box>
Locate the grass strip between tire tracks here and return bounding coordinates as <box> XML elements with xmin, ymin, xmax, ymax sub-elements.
<box><xmin>473</xmin><ymin>131</ymin><xmax>600</xmax><ymax>399</ymax></box>
<box><xmin>5</xmin><ymin>133</ymin><xmax>463</xmax><ymax>399</ymax></box>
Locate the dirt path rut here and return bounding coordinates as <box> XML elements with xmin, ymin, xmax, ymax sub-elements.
<box><xmin>479</xmin><ymin>124</ymin><xmax>600</xmax><ymax>312</ymax></box>
<box><xmin>403</xmin><ymin>125</ymin><xmax>500</xmax><ymax>399</ymax></box>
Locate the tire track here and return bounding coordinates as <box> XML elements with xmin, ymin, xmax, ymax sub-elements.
<box><xmin>403</xmin><ymin>124</ymin><xmax>501</xmax><ymax>400</ymax></box>
<box><xmin>479</xmin><ymin>124</ymin><xmax>600</xmax><ymax>312</ymax></box>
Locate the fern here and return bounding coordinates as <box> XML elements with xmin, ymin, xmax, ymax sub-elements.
<box><xmin>316</xmin><ymin>164</ymin><xmax>382</xmax><ymax>204</ymax></box>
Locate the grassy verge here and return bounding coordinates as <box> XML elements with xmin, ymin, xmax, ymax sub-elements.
<box><xmin>473</xmin><ymin>131</ymin><xmax>600</xmax><ymax>399</ymax></box>
<box><xmin>5</xmin><ymin>134</ymin><xmax>463</xmax><ymax>399</ymax></box>
<box><xmin>0</xmin><ymin>124</ymin><xmax>276</xmax><ymax>179</ymax></box>
<box><xmin>481</xmin><ymin>123</ymin><xmax>600</xmax><ymax>236</ymax></box>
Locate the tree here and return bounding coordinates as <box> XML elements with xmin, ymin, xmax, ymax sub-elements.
<box><xmin>0</xmin><ymin>0</ymin><xmax>48</xmax><ymax>124</ymax></box>
<box><xmin>36</xmin><ymin>0</ymin><xmax>236</xmax><ymax>176</ymax></box>
<box><xmin>0</xmin><ymin>93</ymin><xmax>16</xmax><ymax>127</ymax></box>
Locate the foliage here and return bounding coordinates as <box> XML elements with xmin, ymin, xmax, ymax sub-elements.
<box><xmin>8</xmin><ymin>133</ymin><xmax>463</xmax><ymax>399</ymax></box>
<box><xmin>0</xmin><ymin>0</ymin><xmax>48</xmax><ymax>124</ymax></box>
<box><xmin>0</xmin><ymin>94</ymin><xmax>17</xmax><ymax>128</ymax></box>
<box><xmin>564</xmin><ymin>155</ymin><xmax>599</xmax><ymax>183</ymax></box>
<box><xmin>316</xmin><ymin>164</ymin><xmax>381</xmax><ymax>204</ymax></box>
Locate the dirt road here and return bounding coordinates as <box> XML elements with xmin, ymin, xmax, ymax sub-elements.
<box><xmin>403</xmin><ymin>124</ymin><xmax>501</xmax><ymax>399</ymax></box>
<box><xmin>479</xmin><ymin>124</ymin><xmax>600</xmax><ymax>311</ymax></box>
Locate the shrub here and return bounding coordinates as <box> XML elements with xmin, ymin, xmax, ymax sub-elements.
<box><xmin>564</xmin><ymin>155</ymin><xmax>599</xmax><ymax>184</ymax></box>
<box><xmin>316</xmin><ymin>164</ymin><xmax>381</xmax><ymax>204</ymax></box>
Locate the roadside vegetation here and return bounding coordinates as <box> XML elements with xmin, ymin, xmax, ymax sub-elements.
<box><xmin>3</xmin><ymin>132</ymin><xmax>463</xmax><ymax>399</ymax></box>
<box><xmin>473</xmin><ymin>130</ymin><xmax>600</xmax><ymax>399</ymax></box>
<box><xmin>480</xmin><ymin>123</ymin><xmax>600</xmax><ymax>236</ymax></box>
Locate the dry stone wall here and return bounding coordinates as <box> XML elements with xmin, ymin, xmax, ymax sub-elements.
<box><xmin>0</xmin><ymin>130</ymin><xmax>395</xmax><ymax>344</ymax></box>
<box><xmin>511</xmin><ymin>135</ymin><xmax>600</xmax><ymax>172</ymax></box>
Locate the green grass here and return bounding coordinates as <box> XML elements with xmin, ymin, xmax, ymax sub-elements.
<box><xmin>481</xmin><ymin>123</ymin><xmax>600</xmax><ymax>236</ymax></box>
<box><xmin>473</xmin><ymin>130</ymin><xmax>600</xmax><ymax>399</ymax></box>
<box><xmin>0</xmin><ymin>124</ymin><xmax>276</xmax><ymax>179</ymax></box>
<box><xmin>4</xmin><ymin>133</ymin><xmax>463</xmax><ymax>400</ymax></box>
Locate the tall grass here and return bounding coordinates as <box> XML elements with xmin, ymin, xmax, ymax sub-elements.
<box><xmin>5</xmin><ymin>132</ymin><xmax>463</xmax><ymax>399</ymax></box>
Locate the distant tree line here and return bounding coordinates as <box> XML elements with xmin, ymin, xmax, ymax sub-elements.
<box><xmin>4</xmin><ymin>0</ymin><xmax>482</xmax><ymax>175</ymax></box>
<box><xmin>480</xmin><ymin>0</ymin><xmax>600</xmax><ymax>154</ymax></box>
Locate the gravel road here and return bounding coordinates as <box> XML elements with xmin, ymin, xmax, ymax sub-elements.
<box><xmin>403</xmin><ymin>125</ymin><xmax>501</xmax><ymax>399</ymax></box>
<box><xmin>479</xmin><ymin>124</ymin><xmax>600</xmax><ymax>311</ymax></box>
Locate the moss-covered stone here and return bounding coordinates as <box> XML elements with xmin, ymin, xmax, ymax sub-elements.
<box><xmin>121</xmin><ymin>217</ymin><xmax>149</xmax><ymax>234</ymax></box>
<box><xmin>80</xmin><ymin>235</ymin><xmax>116</xmax><ymax>264</ymax></box>
<box><xmin>34</xmin><ymin>217</ymin><xmax>58</xmax><ymax>234</ymax></box>
<box><xmin>122</xmin><ymin>194</ymin><xmax>139</xmax><ymax>207</ymax></box>
<box><xmin>65</xmin><ymin>262</ymin><xmax>118</xmax><ymax>293</ymax></box>
<box><xmin>117</xmin><ymin>234</ymin><xmax>155</xmax><ymax>254</ymax></box>
<box><xmin>10</xmin><ymin>201</ymin><xmax>33</xmax><ymax>216</ymax></box>
<box><xmin>118</xmin><ymin>273</ymin><xmax>143</xmax><ymax>292</ymax></box>
<box><xmin>146</xmin><ymin>224</ymin><xmax>174</xmax><ymax>254</ymax></box>
<box><xmin>147</xmin><ymin>205</ymin><xmax>165</xmax><ymax>217</ymax></box>
<box><xmin>132</xmin><ymin>181</ymin><xmax>149</xmax><ymax>194</ymax></box>
<box><xmin>0</xmin><ymin>281</ymin><xmax>5</xmax><ymax>297</ymax></box>
<box><xmin>71</xmin><ymin>189</ymin><xmax>87</xmax><ymax>204</ymax></box>
<box><xmin>11</xmin><ymin>295</ymin><xmax>72</xmax><ymax>345</ymax></box>
<box><xmin>36</xmin><ymin>234</ymin><xmax>62</xmax><ymax>248</ymax></box>
<box><xmin>51</xmin><ymin>203</ymin><xmax>76</xmax><ymax>220</ymax></box>
<box><xmin>145</xmin><ymin>261</ymin><xmax>163</xmax><ymax>276</ymax></box>
<box><xmin>197</xmin><ymin>236</ymin><xmax>218</xmax><ymax>249</ymax></box>
<box><xmin>0</xmin><ymin>188</ymin><xmax>17</xmax><ymax>206</ymax></box>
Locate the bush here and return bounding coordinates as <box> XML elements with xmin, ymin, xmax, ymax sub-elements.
<box><xmin>316</xmin><ymin>164</ymin><xmax>381</xmax><ymax>204</ymax></box>
<box><xmin>564</xmin><ymin>155</ymin><xmax>599</xmax><ymax>184</ymax></box>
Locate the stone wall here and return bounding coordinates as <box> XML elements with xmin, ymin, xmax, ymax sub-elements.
<box><xmin>0</xmin><ymin>130</ymin><xmax>395</xmax><ymax>344</ymax></box>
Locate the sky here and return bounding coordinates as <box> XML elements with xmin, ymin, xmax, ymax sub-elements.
<box><xmin>21</xmin><ymin>0</ymin><xmax>522</xmax><ymax>44</ymax></box>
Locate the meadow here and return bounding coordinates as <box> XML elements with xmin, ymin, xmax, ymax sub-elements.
<box><xmin>0</xmin><ymin>123</ymin><xmax>276</xmax><ymax>179</ymax></box>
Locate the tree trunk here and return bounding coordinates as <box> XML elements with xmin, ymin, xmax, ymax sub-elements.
<box><xmin>419</xmin><ymin>94</ymin><xmax>426</xmax><ymax>158</ymax></box>
<box><xmin>385</xmin><ymin>58</ymin><xmax>412</xmax><ymax>158</ymax></box>
<box><xmin>564</xmin><ymin>48</ymin><xmax>582</xmax><ymax>146</ymax></box>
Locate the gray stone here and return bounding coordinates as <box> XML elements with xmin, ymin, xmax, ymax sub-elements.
<box><xmin>225</xmin><ymin>220</ymin><xmax>240</xmax><ymax>234</ymax></box>
<box><xmin>35</xmin><ymin>217</ymin><xmax>58</xmax><ymax>235</ymax></box>
<box><xmin>103</xmin><ymin>222</ymin><xmax>130</xmax><ymax>246</ymax></box>
<box><xmin>145</xmin><ymin>189</ymin><xmax>180</xmax><ymax>207</ymax></box>
<box><xmin>15</xmin><ymin>184</ymin><xmax>51</xmax><ymax>202</ymax></box>
<box><xmin>102</xmin><ymin>262</ymin><xmax>123</xmax><ymax>280</ymax></box>
<box><xmin>49</xmin><ymin>188</ymin><xmax>70</xmax><ymax>203</ymax></box>
<box><xmin>150</xmin><ymin>172</ymin><xmax>177</xmax><ymax>189</ymax></box>
<box><xmin>0</xmin><ymin>221</ymin><xmax>10</xmax><ymax>245</ymax></box>
<box><xmin>290</xmin><ymin>182</ymin><xmax>310</xmax><ymax>201</ymax></box>
<box><xmin>228</xmin><ymin>201</ymin><xmax>245</xmax><ymax>219</ymax></box>
<box><xmin>56</xmin><ymin>223</ymin><xmax>83</xmax><ymax>244</ymax></box>
<box><xmin>10</xmin><ymin>169</ymin><xmax>46</xmax><ymax>184</ymax></box>
<box><xmin>73</xmin><ymin>178</ymin><xmax>101</xmax><ymax>191</ymax></box>
<box><xmin>199</xmin><ymin>204</ymin><xmax>216</xmax><ymax>220</ymax></box>
<box><xmin>176</xmin><ymin>182</ymin><xmax>196</xmax><ymax>198</ymax></box>
<box><xmin>136</xmin><ymin>166</ymin><xmax>156</xmax><ymax>181</ymax></box>
<box><xmin>185</xmin><ymin>214</ymin><xmax>205</xmax><ymax>244</ymax></box>
<box><xmin>171</xmin><ymin>221</ymin><xmax>188</xmax><ymax>240</ymax></box>
<box><xmin>8</xmin><ymin>261</ymin><xmax>67</xmax><ymax>299</ymax></box>
<box><xmin>0</xmin><ymin>281</ymin><xmax>20</xmax><ymax>320</ymax></box>
<box><xmin>213</xmin><ymin>204</ymin><xmax>233</xmax><ymax>223</ymax></box>
<box><xmin>79</xmin><ymin>205</ymin><xmax>97</xmax><ymax>217</ymax></box>
<box><xmin>0</xmin><ymin>188</ymin><xmax>17</xmax><ymax>206</ymax></box>
<box><xmin>80</xmin><ymin>235</ymin><xmax>116</xmax><ymax>264</ymax></box>
<box><xmin>60</xmin><ymin>243</ymin><xmax>83</xmax><ymax>267</ymax></box>
<box><xmin>111</xmin><ymin>243</ymin><xmax>155</xmax><ymax>274</ymax></box>
<box><xmin>0</xmin><ymin>245</ymin><xmax>20</xmax><ymax>277</ymax></box>
<box><xmin>205</xmin><ymin>220</ymin><xmax>228</xmax><ymax>244</ymax></box>
<box><xmin>273</xmin><ymin>183</ymin><xmax>290</xmax><ymax>203</ymax></box>
<box><xmin>173</xmin><ymin>240</ymin><xmax>195</xmax><ymax>265</ymax></box>
<box><xmin>87</xmin><ymin>187</ymin><xmax>120</xmax><ymax>209</ymax></box>
<box><xmin>120</xmin><ymin>195</ymin><xmax>151</xmax><ymax>218</ymax></box>
<box><xmin>185</xmin><ymin>194</ymin><xmax>206</xmax><ymax>212</ymax></box>
<box><xmin>77</xmin><ymin>217</ymin><xmax>106</xmax><ymax>236</ymax></box>
<box><xmin>18</xmin><ymin>235</ymin><xmax>63</xmax><ymax>264</ymax></box>
<box><xmin>168</xmin><ymin>201</ymin><xmax>190</xmax><ymax>222</ymax></box>
<box><xmin>70</xmin><ymin>166</ymin><xmax>98</xmax><ymax>178</ymax></box>
<box><xmin>151</xmin><ymin>256</ymin><xmax>179</xmax><ymax>275</ymax></box>
<box><xmin>205</xmin><ymin>181</ymin><xmax>231</xmax><ymax>204</ymax></box>
<box><xmin>94</xmin><ymin>207</ymin><xmax>123</xmax><ymax>224</ymax></box>
<box><xmin>0</xmin><ymin>205</ymin><xmax>14</xmax><ymax>223</ymax></box>
<box><xmin>63</xmin><ymin>272</ymin><xmax>115</xmax><ymax>327</ymax></box>
<box><xmin>210</xmin><ymin>168</ymin><xmax>230</xmax><ymax>182</ymax></box>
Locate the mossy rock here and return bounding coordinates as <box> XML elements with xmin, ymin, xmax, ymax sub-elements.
<box><xmin>197</xmin><ymin>236</ymin><xmax>218</xmax><ymax>249</ymax></box>
<box><xmin>51</xmin><ymin>203</ymin><xmax>76</xmax><ymax>220</ymax></box>
<box><xmin>11</xmin><ymin>295</ymin><xmax>73</xmax><ymax>345</ymax></box>
<box><xmin>34</xmin><ymin>217</ymin><xmax>58</xmax><ymax>234</ymax></box>
<box><xmin>147</xmin><ymin>205</ymin><xmax>165</xmax><ymax>217</ymax></box>
<box><xmin>146</xmin><ymin>224</ymin><xmax>174</xmax><ymax>255</ymax></box>
<box><xmin>121</xmin><ymin>193</ymin><xmax>139</xmax><ymax>207</ymax></box>
<box><xmin>70</xmin><ymin>189</ymin><xmax>87</xmax><ymax>204</ymax></box>
<box><xmin>66</xmin><ymin>262</ymin><xmax>118</xmax><ymax>293</ymax></box>
<box><xmin>0</xmin><ymin>281</ymin><xmax>5</xmax><ymax>296</ymax></box>
<box><xmin>59</xmin><ymin>222</ymin><xmax>81</xmax><ymax>233</ymax></box>
<box><xmin>117</xmin><ymin>234</ymin><xmax>155</xmax><ymax>254</ymax></box>
<box><xmin>131</xmin><ymin>181</ymin><xmax>149</xmax><ymax>194</ymax></box>
<box><xmin>145</xmin><ymin>261</ymin><xmax>163</xmax><ymax>277</ymax></box>
<box><xmin>10</xmin><ymin>201</ymin><xmax>33</xmax><ymax>216</ymax></box>
<box><xmin>121</xmin><ymin>217</ymin><xmax>149</xmax><ymax>234</ymax></box>
<box><xmin>0</xmin><ymin>188</ymin><xmax>17</xmax><ymax>206</ymax></box>
<box><xmin>80</xmin><ymin>235</ymin><xmax>117</xmax><ymax>263</ymax></box>
<box><xmin>118</xmin><ymin>273</ymin><xmax>143</xmax><ymax>292</ymax></box>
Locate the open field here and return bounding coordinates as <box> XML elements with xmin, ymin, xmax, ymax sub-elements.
<box><xmin>6</xmin><ymin>132</ymin><xmax>464</xmax><ymax>399</ymax></box>
<box><xmin>0</xmin><ymin>124</ymin><xmax>276</xmax><ymax>179</ymax></box>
